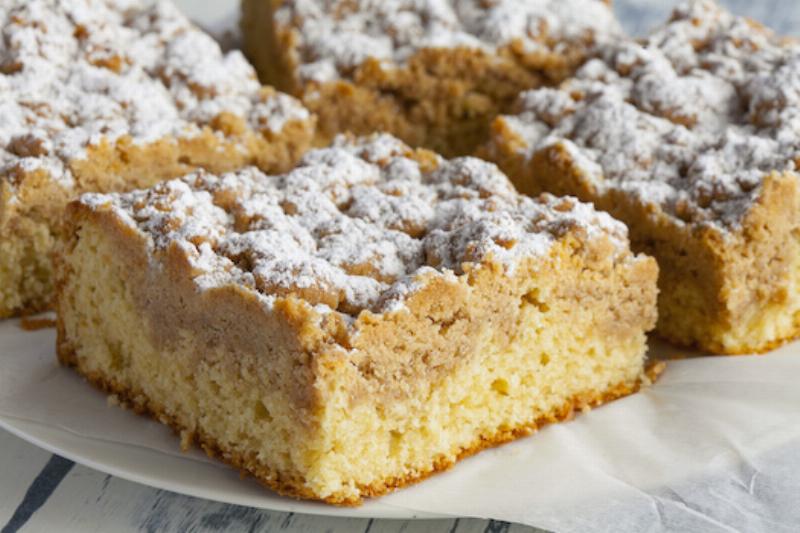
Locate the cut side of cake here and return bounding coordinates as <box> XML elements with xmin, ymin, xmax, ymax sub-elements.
<box><xmin>56</xmin><ymin>134</ymin><xmax>659</xmax><ymax>504</ymax></box>
<box><xmin>0</xmin><ymin>0</ymin><xmax>314</xmax><ymax>318</ymax></box>
<box><xmin>242</xmin><ymin>0</ymin><xmax>622</xmax><ymax>157</ymax></box>
<box><xmin>483</xmin><ymin>0</ymin><xmax>800</xmax><ymax>354</ymax></box>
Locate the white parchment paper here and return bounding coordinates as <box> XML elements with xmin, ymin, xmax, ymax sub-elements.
<box><xmin>1</xmin><ymin>318</ymin><xmax>799</xmax><ymax>532</ymax></box>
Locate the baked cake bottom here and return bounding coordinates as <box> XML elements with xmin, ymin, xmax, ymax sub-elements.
<box><xmin>657</xmin><ymin>251</ymin><xmax>800</xmax><ymax>355</ymax></box>
<box><xmin>59</xmin><ymin>345</ymin><xmax>657</xmax><ymax>505</ymax></box>
<box><xmin>57</xmin><ymin>209</ymin><xmax>658</xmax><ymax>505</ymax></box>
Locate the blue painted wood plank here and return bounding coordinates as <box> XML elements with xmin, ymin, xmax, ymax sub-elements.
<box><xmin>1</xmin><ymin>455</ymin><xmax>74</xmax><ymax>533</ymax></box>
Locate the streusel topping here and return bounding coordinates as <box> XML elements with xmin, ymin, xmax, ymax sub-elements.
<box><xmin>82</xmin><ymin>135</ymin><xmax>631</xmax><ymax>316</ymax></box>
<box><xmin>499</xmin><ymin>0</ymin><xmax>800</xmax><ymax>231</ymax></box>
<box><xmin>0</xmin><ymin>0</ymin><xmax>308</xmax><ymax>189</ymax></box>
<box><xmin>275</xmin><ymin>0</ymin><xmax>622</xmax><ymax>83</ymax></box>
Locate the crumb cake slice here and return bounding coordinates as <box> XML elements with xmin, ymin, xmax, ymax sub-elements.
<box><xmin>483</xmin><ymin>0</ymin><xmax>800</xmax><ymax>354</ymax></box>
<box><xmin>0</xmin><ymin>0</ymin><xmax>314</xmax><ymax>318</ymax></box>
<box><xmin>57</xmin><ymin>134</ymin><xmax>658</xmax><ymax>504</ymax></box>
<box><xmin>242</xmin><ymin>0</ymin><xmax>622</xmax><ymax>157</ymax></box>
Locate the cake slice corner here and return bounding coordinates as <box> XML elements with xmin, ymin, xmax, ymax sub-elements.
<box><xmin>56</xmin><ymin>134</ymin><xmax>660</xmax><ymax>504</ymax></box>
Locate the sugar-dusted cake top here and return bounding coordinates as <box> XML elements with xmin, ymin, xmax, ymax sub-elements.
<box><xmin>81</xmin><ymin>134</ymin><xmax>631</xmax><ymax>316</ymax></box>
<box><xmin>275</xmin><ymin>0</ymin><xmax>622</xmax><ymax>83</ymax></box>
<box><xmin>497</xmin><ymin>0</ymin><xmax>800</xmax><ymax>231</ymax></box>
<box><xmin>0</xmin><ymin>0</ymin><xmax>309</xmax><ymax>188</ymax></box>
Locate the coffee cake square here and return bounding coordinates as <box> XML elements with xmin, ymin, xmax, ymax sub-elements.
<box><xmin>484</xmin><ymin>0</ymin><xmax>800</xmax><ymax>354</ymax></box>
<box><xmin>56</xmin><ymin>134</ymin><xmax>658</xmax><ymax>504</ymax></box>
<box><xmin>242</xmin><ymin>0</ymin><xmax>621</xmax><ymax>157</ymax></box>
<box><xmin>0</xmin><ymin>0</ymin><xmax>314</xmax><ymax>317</ymax></box>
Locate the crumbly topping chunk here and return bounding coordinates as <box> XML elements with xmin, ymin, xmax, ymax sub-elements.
<box><xmin>0</xmin><ymin>0</ymin><xmax>308</xmax><ymax>188</ymax></box>
<box><xmin>82</xmin><ymin>135</ymin><xmax>629</xmax><ymax>316</ymax></box>
<box><xmin>500</xmin><ymin>0</ymin><xmax>800</xmax><ymax>231</ymax></box>
<box><xmin>275</xmin><ymin>0</ymin><xmax>622</xmax><ymax>83</ymax></box>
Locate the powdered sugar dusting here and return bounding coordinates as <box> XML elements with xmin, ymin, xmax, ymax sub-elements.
<box><xmin>276</xmin><ymin>0</ymin><xmax>622</xmax><ymax>83</ymax></box>
<box><xmin>0</xmin><ymin>0</ymin><xmax>308</xmax><ymax>193</ymax></box>
<box><xmin>497</xmin><ymin>0</ymin><xmax>800</xmax><ymax>232</ymax></box>
<box><xmin>81</xmin><ymin>134</ymin><xmax>630</xmax><ymax>316</ymax></box>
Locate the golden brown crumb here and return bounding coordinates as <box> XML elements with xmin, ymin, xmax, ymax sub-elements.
<box><xmin>19</xmin><ymin>317</ymin><xmax>57</xmax><ymax>331</ymax></box>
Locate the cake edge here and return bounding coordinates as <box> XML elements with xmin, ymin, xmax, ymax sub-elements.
<box><xmin>56</xmin><ymin>334</ymin><xmax>663</xmax><ymax>506</ymax></box>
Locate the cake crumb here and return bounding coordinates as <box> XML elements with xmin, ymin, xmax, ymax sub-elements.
<box><xmin>19</xmin><ymin>317</ymin><xmax>56</xmax><ymax>331</ymax></box>
<box><xmin>179</xmin><ymin>429</ymin><xmax>194</xmax><ymax>452</ymax></box>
